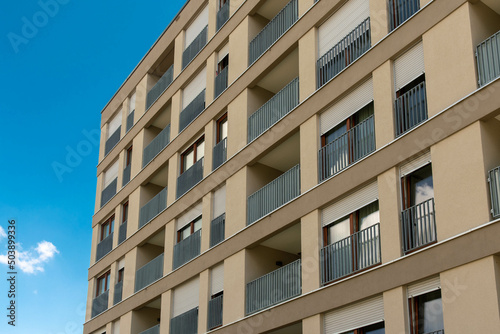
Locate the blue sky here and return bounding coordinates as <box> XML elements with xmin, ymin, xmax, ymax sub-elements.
<box><xmin>0</xmin><ymin>1</ymin><xmax>185</xmax><ymax>333</ymax></box>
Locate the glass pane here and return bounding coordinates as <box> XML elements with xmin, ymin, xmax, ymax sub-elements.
<box><xmin>184</xmin><ymin>150</ymin><xmax>194</xmax><ymax>171</ymax></box>
<box><xmin>418</xmin><ymin>290</ymin><xmax>444</xmax><ymax>333</ymax></box>
<box><xmin>181</xmin><ymin>227</ymin><xmax>190</xmax><ymax>240</ymax></box>
<box><xmin>102</xmin><ymin>223</ymin><xmax>109</xmax><ymax>239</ymax></box>
<box><xmin>220</xmin><ymin>119</ymin><xmax>228</xmax><ymax>140</ymax></box>
<box><xmin>359</xmin><ymin>201</ymin><xmax>379</xmax><ymax>231</ymax></box>
<box><xmin>196</xmin><ymin>140</ymin><xmax>205</xmax><ymax>161</ymax></box>
<box><xmin>328</xmin><ymin>217</ymin><xmax>350</xmax><ymax>244</ymax></box>
<box><xmin>110</xmin><ymin>218</ymin><xmax>114</xmax><ymax>235</ymax></box>
<box><xmin>193</xmin><ymin>216</ymin><xmax>202</xmax><ymax>232</ymax></box>
<box><xmin>324</xmin><ymin>122</ymin><xmax>347</xmax><ymax>145</ymax></box>
<box><xmin>410</xmin><ymin>164</ymin><xmax>434</xmax><ymax>206</ymax></box>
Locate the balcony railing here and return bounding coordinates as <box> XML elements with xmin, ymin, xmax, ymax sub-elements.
<box><xmin>118</xmin><ymin>221</ymin><xmax>127</xmax><ymax>244</ymax></box>
<box><xmin>177</xmin><ymin>158</ymin><xmax>204</xmax><ymax>199</ymax></box>
<box><xmin>126</xmin><ymin>110</ymin><xmax>135</xmax><ymax>132</ymax></box>
<box><xmin>247</xmin><ymin>164</ymin><xmax>300</xmax><ymax>225</ymax></box>
<box><xmin>179</xmin><ymin>89</ymin><xmax>206</xmax><ymax>132</ymax></box>
<box><xmin>476</xmin><ymin>30</ymin><xmax>500</xmax><ymax>87</ymax></box>
<box><xmin>146</xmin><ymin>65</ymin><xmax>174</xmax><ymax>110</ymax></box>
<box><xmin>248</xmin><ymin>77</ymin><xmax>299</xmax><ymax>143</ymax></box>
<box><xmin>139</xmin><ymin>324</ymin><xmax>160</xmax><ymax>334</ymax></box>
<box><xmin>320</xmin><ymin>223</ymin><xmax>381</xmax><ymax>285</ymax></box>
<box><xmin>135</xmin><ymin>253</ymin><xmax>164</xmax><ymax>292</ymax></box>
<box><xmin>402</xmin><ymin>198</ymin><xmax>436</xmax><ymax>254</ymax></box>
<box><xmin>183</xmin><ymin>26</ymin><xmax>208</xmax><ymax>69</ymax></box>
<box><xmin>170</xmin><ymin>307</ymin><xmax>198</xmax><ymax>334</ymax></box>
<box><xmin>488</xmin><ymin>166</ymin><xmax>500</xmax><ymax>218</ymax></box>
<box><xmin>142</xmin><ymin>124</ymin><xmax>171</xmax><ymax>168</ymax></box>
<box><xmin>395</xmin><ymin>81</ymin><xmax>427</xmax><ymax>137</ymax></box>
<box><xmin>246</xmin><ymin>259</ymin><xmax>301</xmax><ymax>315</ymax></box>
<box><xmin>248</xmin><ymin>0</ymin><xmax>298</xmax><ymax>64</ymax></box>
<box><xmin>91</xmin><ymin>291</ymin><xmax>109</xmax><ymax>318</ymax></box>
<box><xmin>423</xmin><ymin>330</ymin><xmax>444</xmax><ymax>334</ymax></box>
<box><xmin>212</xmin><ymin>138</ymin><xmax>227</xmax><ymax>170</ymax></box>
<box><xmin>101</xmin><ymin>178</ymin><xmax>117</xmax><ymax>208</ymax></box>
<box><xmin>388</xmin><ymin>0</ymin><xmax>420</xmax><ymax>32</ymax></box>
<box><xmin>210</xmin><ymin>213</ymin><xmax>225</xmax><ymax>247</ymax></box>
<box><xmin>214</xmin><ymin>66</ymin><xmax>229</xmax><ymax>98</ymax></box>
<box><xmin>123</xmin><ymin>164</ymin><xmax>131</xmax><ymax>186</ymax></box>
<box><xmin>173</xmin><ymin>229</ymin><xmax>202</xmax><ymax>269</ymax></box>
<box><xmin>96</xmin><ymin>232</ymin><xmax>113</xmax><ymax>262</ymax></box>
<box><xmin>113</xmin><ymin>281</ymin><xmax>123</xmax><ymax>305</ymax></box>
<box><xmin>105</xmin><ymin>126</ymin><xmax>121</xmax><ymax>156</ymax></box>
<box><xmin>317</xmin><ymin>18</ymin><xmax>371</xmax><ymax>88</ymax></box>
<box><xmin>208</xmin><ymin>294</ymin><xmax>223</xmax><ymax>330</ymax></box>
<box><xmin>216</xmin><ymin>0</ymin><xmax>230</xmax><ymax>31</ymax></box>
<box><xmin>318</xmin><ymin>115</ymin><xmax>375</xmax><ymax>182</ymax></box>
<box><xmin>139</xmin><ymin>187</ymin><xmax>167</xmax><ymax>228</ymax></box>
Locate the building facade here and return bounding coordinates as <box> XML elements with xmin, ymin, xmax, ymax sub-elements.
<box><xmin>85</xmin><ymin>0</ymin><xmax>500</xmax><ymax>333</ymax></box>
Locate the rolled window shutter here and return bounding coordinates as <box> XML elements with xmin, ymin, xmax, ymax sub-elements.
<box><xmin>394</xmin><ymin>41</ymin><xmax>425</xmax><ymax>90</ymax></box>
<box><xmin>129</xmin><ymin>93</ymin><xmax>136</xmax><ymax>114</ymax></box>
<box><xmin>400</xmin><ymin>150</ymin><xmax>431</xmax><ymax>177</ymax></box>
<box><xmin>112</xmin><ymin>320</ymin><xmax>120</xmax><ymax>334</ymax></box>
<box><xmin>210</xmin><ymin>263</ymin><xmax>224</xmax><ymax>295</ymax></box>
<box><xmin>108</xmin><ymin>111</ymin><xmax>122</xmax><ymax>139</ymax></box>
<box><xmin>185</xmin><ymin>6</ymin><xmax>209</xmax><ymax>48</ymax></box>
<box><xmin>117</xmin><ymin>259</ymin><xmax>125</xmax><ymax>270</ymax></box>
<box><xmin>103</xmin><ymin>161</ymin><xmax>119</xmax><ymax>187</ymax></box>
<box><xmin>173</xmin><ymin>276</ymin><xmax>200</xmax><ymax>317</ymax></box>
<box><xmin>407</xmin><ymin>276</ymin><xmax>440</xmax><ymax>297</ymax></box>
<box><xmin>182</xmin><ymin>67</ymin><xmax>207</xmax><ymax>108</ymax></box>
<box><xmin>212</xmin><ymin>185</ymin><xmax>226</xmax><ymax>218</ymax></box>
<box><xmin>218</xmin><ymin>44</ymin><xmax>229</xmax><ymax>63</ymax></box>
<box><xmin>177</xmin><ymin>202</ymin><xmax>203</xmax><ymax>231</ymax></box>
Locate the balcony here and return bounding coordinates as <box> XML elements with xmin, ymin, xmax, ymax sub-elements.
<box><xmin>207</xmin><ymin>294</ymin><xmax>223</xmax><ymax>330</ymax></box>
<box><xmin>248</xmin><ymin>164</ymin><xmax>300</xmax><ymax>225</ymax></box>
<box><xmin>123</xmin><ymin>164</ymin><xmax>131</xmax><ymax>186</ymax></box>
<box><xmin>214</xmin><ymin>66</ymin><xmax>228</xmax><ymax>98</ymax></box>
<box><xmin>146</xmin><ymin>65</ymin><xmax>174</xmax><ymax>110</ymax></box>
<box><xmin>95</xmin><ymin>232</ymin><xmax>113</xmax><ymax>262</ymax></box>
<box><xmin>139</xmin><ymin>187</ymin><xmax>167</xmax><ymax>228</ymax></box>
<box><xmin>488</xmin><ymin>166</ymin><xmax>500</xmax><ymax>218</ymax></box>
<box><xmin>320</xmin><ymin>223</ymin><xmax>381</xmax><ymax>285</ymax></box>
<box><xmin>318</xmin><ymin>115</ymin><xmax>375</xmax><ymax>182</ymax></box>
<box><xmin>135</xmin><ymin>253</ymin><xmax>164</xmax><ymax>292</ymax></box>
<box><xmin>388</xmin><ymin>0</ymin><xmax>420</xmax><ymax>32</ymax></box>
<box><xmin>212</xmin><ymin>138</ymin><xmax>227</xmax><ymax>170</ymax></box>
<box><xmin>118</xmin><ymin>221</ymin><xmax>127</xmax><ymax>244</ymax></box>
<box><xmin>210</xmin><ymin>213</ymin><xmax>225</xmax><ymax>247</ymax></box>
<box><xmin>476</xmin><ymin>30</ymin><xmax>500</xmax><ymax>87</ymax></box>
<box><xmin>177</xmin><ymin>158</ymin><xmax>204</xmax><ymax>199</ymax></box>
<box><xmin>105</xmin><ymin>126</ymin><xmax>121</xmax><ymax>156</ymax></box>
<box><xmin>91</xmin><ymin>291</ymin><xmax>108</xmax><ymax>318</ymax></box>
<box><xmin>216</xmin><ymin>0</ymin><xmax>230</xmax><ymax>31</ymax></box>
<box><xmin>246</xmin><ymin>259</ymin><xmax>301</xmax><ymax>315</ymax></box>
<box><xmin>139</xmin><ymin>324</ymin><xmax>160</xmax><ymax>334</ymax></box>
<box><xmin>126</xmin><ymin>110</ymin><xmax>134</xmax><ymax>132</ymax></box>
<box><xmin>179</xmin><ymin>89</ymin><xmax>206</xmax><ymax>132</ymax></box>
<box><xmin>173</xmin><ymin>229</ymin><xmax>202</xmax><ymax>269</ymax></box>
<box><xmin>113</xmin><ymin>281</ymin><xmax>123</xmax><ymax>305</ymax></box>
<box><xmin>317</xmin><ymin>18</ymin><xmax>371</xmax><ymax>88</ymax></box>
<box><xmin>402</xmin><ymin>198</ymin><xmax>436</xmax><ymax>254</ymax></box>
<box><xmin>248</xmin><ymin>77</ymin><xmax>299</xmax><ymax>143</ymax></box>
<box><xmin>170</xmin><ymin>307</ymin><xmax>198</xmax><ymax>334</ymax></box>
<box><xmin>394</xmin><ymin>81</ymin><xmax>427</xmax><ymax>136</ymax></box>
<box><xmin>143</xmin><ymin>124</ymin><xmax>171</xmax><ymax>168</ymax></box>
<box><xmin>183</xmin><ymin>26</ymin><xmax>208</xmax><ymax>69</ymax></box>
<box><xmin>248</xmin><ymin>0</ymin><xmax>298</xmax><ymax>65</ymax></box>
<box><xmin>100</xmin><ymin>177</ymin><xmax>117</xmax><ymax>208</ymax></box>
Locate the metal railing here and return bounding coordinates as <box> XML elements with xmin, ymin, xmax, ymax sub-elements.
<box><xmin>126</xmin><ymin>110</ymin><xmax>134</xmax><ymax>132</ymax></box>
<box><xmin>318</xmin><ymin>115</ymin><xmax>375</xmax><ymax>182</ymax></box>
<box><xmin>101</xmin><ymin>178</ymin><xmax>117</xmax><ymax>207</ymax></box>
<box><xmin>320</xmin><ymin>223</ymin><xmax>381</xmax><ymax>285</ymax></box>
<box><xmin>317</xmin><ymin>18</ymin><xmax>371</xmax><ymax>88</ymax></box>
<box><xmin>210</xmin><ymin>213</ymin><xmax>225</xmax><ymax>247</ymax></box>
<box><xmin>248</xmin><ymin>0</ymin><xmax>298</xmax><ymax>64</ymax></box>
<box><xmin>105</xmin><ymin>126</ymin><xmax>121</xmax><ymax>156</ymax></box>
<box><xmin>214</xmin><ymin>66</ymin><xmax>229</xmax><ymax>98</ymax></box>
<box><xmin>423</xmin><ymin>330</ymin><xmax>444</xmax><ymax>334</ymax></box>
<box><xmin>113</xmin><ymin>281</ymin><xmax>123</xmax><ymax>305</ymax></box>
<box><xmin>123</xmin><ymin>164</ymin><xmax>131</xmax><ymax>186</ymax></box>
<box><xmin>173</xmin><ymin>229</ymin><xmax>202</xmax><ymax>270</ymax></box>
<box><xmin>388</xmin><ymin>0</ymin><xmax>420</xmax><ymax>32</ymax></box>
<box><xmin>179</xmin><ymin>89</ymin><xmax>206</xmax><ymax>132</ymax></box>
<box><xmin>176</xmin><ymin>158</ymin><xmax>204</xmax><ymax>199</ymax></box>
<box><xmin>91</xmin><ymin>291</ymin><xmax>108</xmax><ymax>318</ymax></box>
<box><xmin>246</xmin><ymin>259</ymin><xmax>301</xmax><ymax>315</ymax></box>
<box><xmin>139</xmin><ymin>324</ymin><xmax>160</xmax><ymax>334</ymax></box>
<box><xmin>248</xmin><ymin>77</ymin><xmax>299</xmax><ymax>142</ymax></box>
<box><xmin>142</xmin><ymin>124</ymin><xmax>171</xmax><ymax>168</ymax></box>
<box><xmin>395</xmin><ymin>81</ymin><xmax>427</xmax><ymax>136</ymax></box>
<box><xmin>146</xmin><ymin>65</ymin><xmax>174</xmax><ymax>110</ymax></box>
<box><xmin>212</xmin><ymin>138</ymin><xmax>227</xmax><ymax>170</ymax></box>
<box><xmin>208</xmin><ymin>294</ymin><xmax>223</xmax><ymax>330</ymax></box>
<box><xmin>216</xmin><ymin>0</ymin><xmax>230</xmax><ymax>31</ymax></box>
<box><xmin>402</xmin><ymin>198</ymin><xmax>436</xmax><ymax>253</ymax></box>
<box><xmin>139</xmin><ymin>187</ymin><xmax>167</xmax><ymax>228</ymax></box>
<box><xmin>247</xmin><ymin>164</ymin><xmax>300</xmax><ymax>225</ymax></box>
<box><xmin>488</xmin><ymin>166</ymin><xmax>500</xmax><ymax>218</ymax></box>
<box><xmin>96</xmin><ymin>232</ymin><xmax>113</xmax><ymax>262</ymax></box>
<box><xmin>134</xmin><ymin>253</ymin><xmax>164</xmax><ymax>292</ymax></box>
<box><xmin>170</xmin><ymin>307</ymin><xmax>198</xmax><ymax>334</ymax></box>
<box><xmin>118</xmin><ymin>221</ymin><xmax>127</xmax><ymax>244</ymax></box>
<box><xmin>183</xmin><ymin>26</ymin><xmax>208</xmax><ymax>69</ymax></box>
<box><xmin>476</xmin><ymin>30</ymin><xmax>500</xmax><ymax>87</ymax></box>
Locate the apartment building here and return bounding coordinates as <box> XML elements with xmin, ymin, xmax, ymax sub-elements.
<box><xmin>84</xmin><ymin>0</ymin><xmax>500</xmax><ymax>333</ymax></box>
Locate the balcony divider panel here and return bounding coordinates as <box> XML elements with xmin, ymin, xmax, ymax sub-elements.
<box><xmin>139</xmin><ymin>324</ymin><xmax>160</xmax><ymax>334</ymax></box>
<box><xmin>214</xmin><ymin>66</ymin><xmax>229</xmax><ymax>98</ymax></box>
<box><xmin>212</xmin><ymin>137</ymin><xmax>227</xmax><ymax>170</ymax></box>
<box><xmin>123</xmin><ymin>164</ymin><xmax>131</xmax><ymax>186</ymax></box>
<box><xmin>183</xmin><ymin>26</ymin><xmax>208</xmax><ymax>69</ymax></box>
<box><xmin>207</xmin><ymin>294</ymin><xmax>223</xmax><ymax>330</ymax></box>
<box><xmin>142</xmin><ymin>124</ymin><xmax>171</xmax><ymax>168</ymax></box>
<box><xmin>179</xmin><ymin>89</ymin><xmax>206</xmax><ymax>132</ymax></box>
<box><xmin>401</xmin><ymin>198</ymin><xmax>436</xmax><ymax>253</ymax></box>
<box><xmin>210</xmin><ymin>213</ymin><xmax>225</xmax><ymax>247</ymax></box>
<box><xmin>170</xmin><ymin>307</ymin><xmax>198</xmax><ymax>334</ymax></box>
<box><xmin>139</xmin><ymin>187</ymin><xmax>168</xmax><ymax>228</ymax></box>
<box><xmin>134</xmin><ymin>253</ymin><xmax>164</xmax><ymax>292</ymax></box>
<box><xmin>388</xmin><ymin>0</ymin><xmax>420</xmax><ymax>32</ymax></box>
<box><xmin>91</xmin><ymin>290</ymin><xmax>109</xmax><ymax>318</ymax></box>
<box><xmin>118</xmin><ymin>221</ymin><xmax>127</xmax><ymax>244</ymax></box>
<box><xmin>126</xmin><ymin>110</ymin><xmax>135</xmax><ymax>132</ymax></box>
<box><xmin>216</xmin><ymin>0</ymin><xmax>230</xmax><ymax>31</ymax></box>
<box><xmin>173</xmin><ymin>229</ymin><xmax>202</xmax><ymax>269</ymax></box>
<box><xmin>476</xmin><ymin>30</ymin><xmax>500</xmax><ymax>87</ymax></box>
<box><xmin>146</xmin><ymin>65</ymin><xmax>174</xmax><ymax>110</ymax></box>
<box><xmin>113</xmin><ymin>281</ymin><xmax>123</xmax><ymax>305</ymax></box>
<box><xmin>176</xmin><ymin>158</ymin><xmax>204</xmax><ymax>199</ymax></box>
<box><xmin>105</xmin><ymin>126</ymin><xmax>121</xmax><ymax>156</ymax></box>
<box><xmin>394</xmin><ymin>81</ymin><xmax>427</xmax><ymax>136</ymax></box>
<box><xmin>96</xmin><ymin>232</ymin><xmax>113</xmax><ymax>262</ymax></box>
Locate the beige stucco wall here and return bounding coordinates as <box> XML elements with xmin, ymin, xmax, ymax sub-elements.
<box><xmin>127</xmin><ymin>187</ymin><xmax>141</xmax><ymax>235</ymax></box>
<box><xmin>373</xmin><ymin>60</ymin><xmax>395</xmax><ymax>148</ymax></box>
<box><xmin>228</xmin><ymin>17</ymin><xmax>249</xmax><ymax>83</ymax></box>
<box><xmin>136</xmin><ymin>74</ymin><xmax>153</xmax><ymax>118</ymax></box>
<box><xmin>225</xmin><ymin>167</ymin><xmax>247</xmax><ymax>236</ymax></box>
<box><xmin>208</xmin><ymin>0</ymin><xmax>217</xmax><ymax>39</ymax></box>
<box><xmin>170</xmin><ymin>90</ymin><xmax>182</xmax><ymax>139</ymax></box>
<box><xmin>300</xmin><ymin>115</ymin><xmax>319</xmax><ymax>192</ymax></box>
<box><xmin>383</xmin><ymin>286</ymin><xmax>408</xmax><ymax>334</ymax></box>
<box><xmin>174</xmin><ymin>31</ymin><xmax>185</xmax><ymax>78</ymax></box>
<box><xmin>245</xmin><ymin>245</ymin><xmax>300</xmax><ymax>283</ymax></box>
<box><xmin>160</xmin><ymin>290</ymin><xmax>172</xmax><ymax>334</ymax></box>
<box><xmin>301</xmin><ymin>209</ymin><xmax>321</xmax><ymax>293</ymax></box>
<box><xmin>227</xmin><ymin>89</ymin><xmax>248</xmax><ymax>156</ymax></box>
<box><xmin>131</xmin><ymin>306</ymin><xmax>161</xmax><ymax>333</ymax></box>
<box><xmin>163</xmin><ymin>220</ymin><xmax>176</xmax><ymax>274</ymax></box>
<box><xmin>198</xmin><ymin>269</ymin><xmax>210</xmax><ymax>333</ymax></box>
<box><xmin>206</xmin><ymin>53</ymin><xmax>217</xmax><ymax>106</ymax></box>
<box><xmin>303</xmin><ymin>314</ymin><xmax>322</xmax><ymax>334</ymax></box>
<box><xmin>369</xmin><ymin>0</ymin><xmax>389</xmax><ymax>45</ymax></box>
<box><xmin>201</xmin><ymin>192</ymin><xmax>213</xmax><ymax>252</ymax></box>
<box><xmin>123</xmin><ymin>247</ymin><xmax>138</xmax><ymax>299</ymax></box>
<box><xmin>298</xmin><ymin>28</ymin><xmax>317</xmax><ymax>101</ymax></box>
<box><xmin>167</xmin><ymin>153</ymin><xmax>180</xmax><ymax>207</ymax></box>
<box><xmin>299</xmin><ymin>0</ymin><xmax>315</xmax><ymax>16</ymax></box>
<box><xmin>119</xmin><ymin>311</ymin><xmax>133</xmax><ymax>334</ymax></box>
<box><xmin>223</xmin><ymin>250</ymin><xmax>246</xmax><ymax>323</ymax></box>
<box><xmin>378</xmin><ymin>167</ymin><xmax>402</xmax><ymax>262</ymax></box>
<box><xmin>132</xmin><ymin>129</ymin><xmax>145</xmax><ymax>177</ymax></box>
<box><xmin>204</xmin><ymin>120</ymin><xmax>215</xmax><ymax>177</ymax></box>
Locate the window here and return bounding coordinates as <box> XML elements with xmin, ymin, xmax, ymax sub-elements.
<box><xmin>181</xmin><ymin>137</ymin><xmax>205</xmax><ymax>173</ymax></box>
<box><xmin>322</xmin><ymin>102</ymin><xmax>373</xmax><ymax>147</ymax></box>
<box><xmin>122</xmin><ymin>202</ymin><xmax>128</xmax><ymax>224</ymax></box>
<box><xmin>216</xmin><ymin>114</ymin><xmax>227</xmax><ymax>143</ymax></box>
<box><xmin>396</xmin><ymin>74</ymin><xmax>425</xmax><ymax>99</ymax></box>
<box><xmin>177</xmin><ymin>215</ymin><xmax>202</xmax><ymax>242</ymax></box>
<box><xmin>96</xmin><ymin>271</ymin><xmax>110</xmax><ymax>297</ymax></box>
<box><xmin>401</xmin><ymin>163</ymin><xmax>433</xmax><ymax>210</ymax></box>
<box><xmin>342</xmin><ymin>322</ymin><xmax>385</xmax><ymax>334</ymax></box>
<box><xmin>126</xmin><ymin>146</ymin><xmax>132</xmax><ymax>167</ymax></box>
<box><xmin>409</xmin><ymin>290</ymin><xmax>444</xmax><ymax>334</ymax></box>
<box><xmin>101</xmin><ymin>216</ymin><xmax>114</xmax><ymax>241</ymax></box>
<box><xmin>216</xmin><ymin>54</ymin><xmax>229</xmax><ymax>75</ymax></box>
<box><xmin>218</xmin><ymin>0</ymin><xmax>228</xmax><ymax>10</ymax></box>
<box><xmin>117</xmin><ymin>268</ymin><xmax>124</xmax><ymax>283</ymax></box>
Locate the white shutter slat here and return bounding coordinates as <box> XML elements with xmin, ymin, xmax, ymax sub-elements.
<box><xmin>320</xmin><ymin>79</ymin><xmax>373</xmax><ymax>135</ymax></box>
<box><xmin>400</xmin><ymin>150</ymin><xmax>431</xmax><ymax>177</ymax></box>
<box><xmin>108</xmin><ymin>111</ymin><xmax>122</xmax><ymax>139</ymax></box>
<box><xmin>324</xmin><ymin>295</ymin><xmax>384</xmax><ymax>334</ymax></box>
<box><xmin>129</xmin><ymin>92</ymin><xmax>136</xmax><ymax>114</ymax></box>
<box><xmin>182</xmin><ymin>67</ymin><xmax>207</xmax><ymax>108</ymax></box>
<box><xmin>117</xmin><ymin>259</ymin><xmax>125</xmax><ymax>270</ymax></box>
<box><xmin>210</xmin><ymin>263</ymin><xmax>224</xmax><ymax>295</ymax></box>
<box><xmin>394</xmin><ymin>41</ymin><xmax>425</xmax><ymax>90</ymax></box>
<box><xmin>318</xmin><ymin>0</ymin><xmax>370</xmax><ymax>57</ymax></box>
<box><xmin>112</xmin><ymin>320</ymin><xmax>120</xmax><ymax>334</ymax></box>
<box><xmin>212</xmin><ymin>185</ymin><xmax>226</xmax><ymax>218</ymax></box>
<box><xmin>407</xmin><ymin>276</ymin><xmax>441</xmax><ymax>297</ymax></box>
<box><xmin>218</xmin><ymin>44</ymin><xmax>229</xmax><ymax>63</ymax></box>
<box><xmin>185</xmin><ymin>6</ymin><xmax>209</xmax><ymax>48</ymax></box>
<box><xmin>322</xmin><ymin>181</ymin><xmax>378</xmax><ymax>226</ymax></box>
<box><xmin>103</xmin><ymin>161</ymin><xmax>119</xmax><ymax>187</ymax></box>
<box><xmin>177</xmin><ymin>202</ymin><xmax>203</xmax><ymax>231</ymax></box>
<box><xmin>173</xmin><ymin>277</ymin><xmax>200</xmax><ymax>317</ymax></box>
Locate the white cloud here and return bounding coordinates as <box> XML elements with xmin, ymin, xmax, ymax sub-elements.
<box><xmin>0</xmin><ymin>226</ymin><xmax>6</xmax><ymax>238</ymax></box>
<box><xmin>0</xmin><ymin>241</ymin><xmax>59</xmax><ymax>274</ymax></box>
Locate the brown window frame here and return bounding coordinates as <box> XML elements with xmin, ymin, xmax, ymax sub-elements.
<box><xmin>100</xmin><ymin>216</ymin><xmax>114</xmax><ymax>241</ymax></box>
<box><xmin>122</xmin><ymin>202</ymin><xmax>128</xmax><ymax>224</ymax></box>
<box><xmin>216</xmin><ymin>54</ymin><xmax>229</xmax><ymax>75</ymax></box>
<box><xmin>176</xmin><ymin>215</ymin><xmax>202</xmax><ymax>243</ymax></box>
<box><xmin>216</xmin><ymin>113</ymin><xmax>227</xmax><ymax>143</ymax></box>
<box><xmin>180</xmin><ymin>136</ymin><xmax>205</xmax><ymax>174</ymax></box>
<box><xmin>126</xmin><ymin>146</ymin><xmax>133</xmax><ymax>166</ymax></box>
<box><xmin>96</xmin><ymin>270</ymin><xmax>111</xmax><ymax>297</ymax></box>
<box><xmin>218</xmin><ymin>0</ymin><xmax>228</xmax><ymax>10</ymax></box>
<box><xmin>117</xmin><ymin>268</ymin><xmax>124</xmax><ymax>283</ymax></box>
<box><xmin>408</xmin><ymin>290</ymin><xmax>443</xmax><ymax>334</ymax></box>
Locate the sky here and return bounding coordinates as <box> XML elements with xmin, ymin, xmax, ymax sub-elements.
<box><xmin>0</xmin><ymin>1</ymin><xmax>185</xmax><ymax>333</ymax></box>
